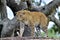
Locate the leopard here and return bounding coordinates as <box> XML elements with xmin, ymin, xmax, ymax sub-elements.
<box><xmin>16</xmin><ymin>10</ymin><xmax>48</xmax><ymax>37</ymax></box>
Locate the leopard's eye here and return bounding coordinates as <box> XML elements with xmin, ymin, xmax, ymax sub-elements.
<box><xmin>20</xmin><ymin>13</ymin><xmax>25</xmax><ymax>16</ymax></box>
<box><xmin>22</xmin><ymin>13</ymin><xmax>25</xmax><ymax>15</ymax></box>
<box><xmin>20</xmin><ymin>14</ymin><xmax>22</xmax><ymax>17</ymax></box>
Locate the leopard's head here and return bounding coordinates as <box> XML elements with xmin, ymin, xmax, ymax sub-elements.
<box><xmin>16</xmin><ymin>10</ymin><xmax>30</xmax><ymax>21</ymax></box>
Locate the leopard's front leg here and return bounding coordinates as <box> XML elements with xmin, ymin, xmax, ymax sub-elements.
<box><xmin>42</xmin><ymin>26</ymin><xmax>48</xmax><ymax>37</ymax></box>
<box><xmin>30</xmin><ymin>25</ymin><xmax>35</xmax><ymax>37</ymax></box>
<box><xmin>20</xmin><ymin>22</ymin><xmax>25</xmax><ymax>37</ymax></box>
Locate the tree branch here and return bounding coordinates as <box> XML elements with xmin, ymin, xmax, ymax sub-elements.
<box><xmin>49</xmin><ymin>14</ymin><xmax>60</xmax><ymax>28</ymax></box>
<box><xmin>30</xmin><ymin>0</ymin><xmax>60</xmax><ymax>16</ymax></box>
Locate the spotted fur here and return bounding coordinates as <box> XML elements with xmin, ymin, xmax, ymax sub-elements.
<box><xmin>16</xmin><ymin>10</ymin><xmax>48</xmax><ymax>37</ymax></box>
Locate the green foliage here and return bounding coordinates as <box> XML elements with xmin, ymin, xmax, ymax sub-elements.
<box><xmin>35</xmin><ymin>24</ymin><xmax>60</xmax><ymax>38</ymax></box>
<box><xmin>51</xmin><ymin>25</ymin><xmax>60</xmax><ymax>34</ymax></box>
<box><xmin>48</xmin><ymin>28</ymin><xmax>60</xmax><ymax>38</ymax></box>
<box><xmin>43</xmin><ymin>29</ymin><xmax>56</xmax><ymax>38</ymax></box>
<box><xmin>40</xmin><ymin>29</ymin><xmax>60</xmax><ymax>38</ymax></box>
<box><xmin>35</xmin><ymin>32</ymin><xmax>40</xmax><ymax>37</ymax></box>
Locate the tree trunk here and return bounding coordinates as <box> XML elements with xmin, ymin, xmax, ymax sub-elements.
<box><xmin>0</xmin><ymin>0</ymin><xmax>7</xmax><ymax>20</ymax></box>
<box><xmin>1</xmin><ymin>17</ymin><xmax>19</xmax><ymax>38</ymax></box>
<box><xmin>0</xmin><ymin>0</ymin><xmax>7</xmax><ymax>37</ymax></box>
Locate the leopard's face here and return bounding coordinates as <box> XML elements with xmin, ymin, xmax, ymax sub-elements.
<box><xmin>16</xmin><ymin>10</ymin><xmax>27</xmax><ymax>22</ymax></box>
